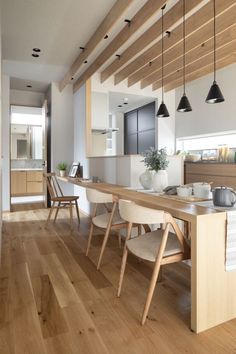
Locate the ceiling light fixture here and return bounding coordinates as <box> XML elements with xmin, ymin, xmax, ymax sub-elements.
<box><xmin>26</xmin><ymin>85</ymin><xmax>32</xmax><ymax>88</ymax></box>
<box><xmin>205</xmin><ymin>0</ymin><xmax>224</xmax><ymax>104</ymax></box>
<box><xmin>32</xmin><ymin>53</ymin><xmax>39</xmax><ymax>58</ymax></box>
<box><xmin>156</xmin><ymin>4</ymin><xmax>170</xmax><ymax>118</ymax></box>
<box><xmin>33</xmin><ymin>48</ymin><xmax>41</xmax><ymax>52</ymax></box>
<box><xmin>177</xmin><ymin>0</ymin><xmax>192</xmax><ymax>113</ymax></box>
<box><xmin>118</xmin><ymin>105</ymin><xmax>122</xmax><ymax>107</ymax></box>
<box><xmin>104</xmin><ymin>34</ymin><xmax>108</xmax><ymax>39</ymax></box>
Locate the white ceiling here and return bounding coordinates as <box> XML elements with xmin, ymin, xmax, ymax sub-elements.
<box><xmin>109</xmin><ymin>91</ymin><xmax>155</xmax><ymax>114</ymax></box>
<box><xmin>10</xmin><ymin>77</ymin><xmax>50</xmax><ymax>92</ymax></box>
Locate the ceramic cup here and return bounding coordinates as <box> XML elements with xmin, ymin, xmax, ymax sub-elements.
<box><xmin>176</xmin><ymin>186</ymin><xmax>193</xmax><ymax>197</ymax></box>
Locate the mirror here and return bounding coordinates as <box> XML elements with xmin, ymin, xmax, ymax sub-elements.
<box><xmin>89</xmin><ymin>88</ymin><xmax>157</xmax><ymax>157</ymax></box>
<box><xmin>11</xmin><ymin>124</ymin><xmax>43</xmax><ymax>160</ymax></box>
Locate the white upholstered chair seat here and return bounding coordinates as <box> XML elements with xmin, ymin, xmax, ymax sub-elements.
<box><xmin>127</xmin><ymin>230</ymin><xmax>182</xmax><ymax>262</ymax></box>
<box><xmin>92</xmin><ymin>212</ymin><xmax>125</xmax><ymax>229</ymax></box>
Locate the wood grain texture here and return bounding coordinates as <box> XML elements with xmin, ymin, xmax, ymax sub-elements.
<box><xmin>164</xmin><ymin>54</ymin><xmax>236</xmax><ymax>92</ymax></box>
<box><xmin>114</xmin><ymin>0</ymin><xmax>236</xmax><ymax>85</ymax></box>
<box><xmin>73</xmin><ymin>0</ymin><xmax>167</xmax><ymax>92</ymax></box>
<box><xmin>59</xmin><ymin>0</ymin><xmax>134</xmax><ymax>91</ymax></box>
<box><xmin>152</xmin><ymin>41</ymin><xmax>236</xmax><ymax>91</ymax></box>
<box><xmin>101</xmin><ymin>0</ymin><xmax>202</xmax><ymax>83</ymax></box>
<box><xmin>2</xmin><ymin>207</ymin><xmax>236</xmax><ymax>352</ymax></box>
<box><xmin>140</xmin><ymin>14</ymin><xmax>236</xmax><ymax>88</ymax></box>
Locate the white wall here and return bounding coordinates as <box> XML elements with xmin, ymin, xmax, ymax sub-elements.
<box><xmin>10</xmin><ymin>89</ymin><xmax>45</xmax><ymax>107</ymax></box>
<box><xmin>176</xmin><ymin>64</ymin><xmax>236</xmax><ymax>138</ymax></box>
<box><xmin>2</xmin><ymin>75</ymin><xmax>10</xmax><ymax>211</ymax></box>
<box><xmin>51</xmin><ymin>82</ymin><xmax>74</xmax><ymax>195</ymax></box>
<box><xmin>157</xmin><ymin>91</ymin><xmax>176</xmax><ymax>154</ymax></box>
<box><xmin>74</xmin><ymin>84</ymin><xmax>91</xmax><ymax>214</ymax></box>
<box><xmin>115</xmin><ymin>112</ymin><xmax>124</xmax><ymax>155</ymax></box>
<box><xmin>0</xmin><ymin>21</ymin><xmax>2</xmax><ymax>260</ymax></box>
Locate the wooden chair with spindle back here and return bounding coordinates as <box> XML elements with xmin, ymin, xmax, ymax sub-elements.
<box><xmin>44</xmin><ymin>173</ymin><xmax>80</xmax><ymax>228</ymax></box>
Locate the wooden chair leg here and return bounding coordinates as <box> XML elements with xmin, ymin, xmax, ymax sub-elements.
<box><xmin>117</xmin><ymin>247</ymin><xmax>128</xmax><ymax>297</ymax></box>
<box><xmin>141</xmin><ymin>260</ymin><xmax>162</xmax><ymax>325</ymax></box>
<box><xmin>118</xmin><ymin>230</ymin><xmax>122</xmax><ymax>248</ymax></box>
<box><xmin>69</xmin><ymin>202</ymin><xmax>73</xmax><ymax>229</ymax></box>
<box><xmin>86</xmin><ymin>223</ymin><xmax>94</xmax><ymax>256</ymax></box>
<box><xmin>97</xmin><ymin>202</ymin><xmax>117</xmax><ymax>270</ymax></box>
<box><xmin>47</xmin><ymin>202</ymin><xmax>55</xmax><ymax>223</ymax></box>
<box><xmin>54</xmin><ymin>202</ymin><xmax>60</xmax><ymax>222</ymax></box>
<box><xmin>75</xmin><ymin>200</ymin><xmax>80</xmax><ymax>224</ymax></box>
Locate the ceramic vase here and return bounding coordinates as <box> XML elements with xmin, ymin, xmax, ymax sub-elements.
<box><xmin>152</xmin><ymin>170</ymin><xmax>168</xmax><ymax>192</ymax></box>
<box><xmin>59</xmin><ymin>170</ymin><xmax>66</xmax><ymax>177</ymax></box>
<box><xmin>139</xmin><ymin>170</ymin><xmax>153</xmax><ymax>190</ymax></box>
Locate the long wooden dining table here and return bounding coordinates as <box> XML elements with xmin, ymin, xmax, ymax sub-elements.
<box><xmin>59</xmin><ymin>177</ymin><xmax>236</xmax><ymax>334</ymax></box>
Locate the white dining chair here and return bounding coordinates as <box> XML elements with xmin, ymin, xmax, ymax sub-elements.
<box><xmin>86</xmin><ymin>188</ymin><xmax>129</xmax><ymax>270</ymax></box>
<box><xmin>117</xmin><ymin>199</ymin><xmax>190</xmax><ymax>325</ymax></box>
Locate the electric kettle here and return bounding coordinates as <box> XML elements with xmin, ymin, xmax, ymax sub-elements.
<box><xmin>213</xmin><ymin>186</ymin><xmax>236</xmax><ymax>207</ymax></box>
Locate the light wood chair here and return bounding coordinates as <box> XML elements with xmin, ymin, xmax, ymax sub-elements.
<box><xmin>86</xmin><ymin>188</ymin><xmax>133</xmax><ymax>270</ymax></box>
<box><xmin>117</xmin><ymin>199</ymin><xmax>190</xmax><ymax>325</ymax></box>
<box><xmin>44</xmin><ymin>173</ymin><xmax>80</xmax><ymax>228</ymax></box>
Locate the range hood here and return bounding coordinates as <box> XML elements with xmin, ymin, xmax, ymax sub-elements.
<box><xmin>92</xmin><ymin>128</ymin><xmax>119</xmax><ymax>135</ymax></box>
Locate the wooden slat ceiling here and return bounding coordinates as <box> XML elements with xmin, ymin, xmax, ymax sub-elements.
<box><xmin>62</xmin><ymin>0</ymin><xmax>236</xmax><ymax>93</ymax></box>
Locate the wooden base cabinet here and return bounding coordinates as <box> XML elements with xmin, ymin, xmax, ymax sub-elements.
<box><xmin>11</xmin><ymin>171</ymin><xmax>27</xmax><ymax>195</ymax></box>
<box><xmin>11</xmin><ymin>170</ymin><xmax>43</xmax><ymax>196</ymax></box>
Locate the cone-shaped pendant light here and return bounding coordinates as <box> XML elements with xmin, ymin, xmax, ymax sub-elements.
<box><xmin>206</xmin><ymin>0</ymin><xmax>225</xmax><ymax>103</ymax></box>
<box><xmin>177</xmin><ymin>0</ymin><xmax>192</xmax><ymax>112</ymax></box>
<box><xmin>157</xmin><ymin>5</ymin><xmax>170</xmax><ymax>118</ymax></box>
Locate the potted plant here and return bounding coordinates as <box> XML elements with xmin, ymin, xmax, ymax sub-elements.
<box><xmin>142</xmin><ymin>147</ymin><xmax>169</xmax><ymax>192</ymax></box>
<box><xmin>57</xmin><ymin>162</ymin><xmax>67</xmax><ymax>177</ymax></box>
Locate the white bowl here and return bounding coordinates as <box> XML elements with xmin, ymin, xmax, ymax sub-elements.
<box><xmin>177</xmin><ymin>186</ymin><xmax>193</xmax><ymax>197</ymax></box>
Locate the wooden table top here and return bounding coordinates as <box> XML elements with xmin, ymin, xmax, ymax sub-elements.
<box><xmin>59</xmin><ymin>177</ymin><xmax>219</xmax><ymax>222</ymax></box>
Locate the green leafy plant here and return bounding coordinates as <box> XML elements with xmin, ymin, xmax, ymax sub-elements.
<box><xmin>142</xmin><ymin>147</ymin><xmax>169</xmax><ymax>172</ymax></box>
<box><xmin>57</xmin><ymin>162</ymin><xmax>67</xmax><ymax>171</ymax></box>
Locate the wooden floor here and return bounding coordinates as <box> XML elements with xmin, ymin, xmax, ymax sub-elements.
<box><xmin>1</xmin><ymin>208</ymin><xmax>236</xmax><ymax>354</ymax></box>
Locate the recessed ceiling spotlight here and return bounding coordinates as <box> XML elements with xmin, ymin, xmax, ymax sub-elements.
<box><xmin>32</xmin><ymin>53</ymin><xmax>39</xmax><ymax>58</ymax></box>
<box><xmin>26</xmin><ymin>85</ymin><xmax>32</xmax><ymax>88</ymax></box>
<box><xmin>71</xmin><ymin>77</ymin><xmax>74</xmax><ymax>80</ymax></box>
<box><xmin>118</xmin><ymin>105</ymin><xmax>122</xmax><ymax>107</ymax></box>
<box><xmin>104</xmin><ymin>34</ymin><xmax>108</xmax><ymax>39</ymax></box>
<box><xmin>124</xmin><ymin>102</ymin><xmax>128</xmax><ymax>105</ymax></box>
<box><xmin>84</xmin><ymin>60</ymin><xmax>88</xmax><ymax>64</ymax></box>
<box><xmin>33</xmin><ymin>48</ymin><xmax>41</xmax><ymax>52</ymax></box>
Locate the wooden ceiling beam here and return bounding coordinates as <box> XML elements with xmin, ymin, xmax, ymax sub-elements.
<box><xmin>115</xmin><ymin>0</ymin><xmax>236</xmax><ymax>85</ymax></box>
<box><xmin>59</xmin><ymin>0</ymin><xmax>133</xmax><ymax>91</ymax></box>
<box><xmin>101</xmin><ymin>0</ymin><xmax>202</xmax><ymax>83</ymax></box>
<box><xmin>152</xmin><ymin>40</ymin><xmax>236</xmax><ymax>91</ymax></box>
<box><xmin>134</xmin><ymin>4</ymin><xmax>236</xmax><ymax>88</ymax></box>
<box><xmin>141</xmin><ymin>20</ymin><xmax>236</xmax><ymax>89</ymax></box>
<box><xmin>164</xmin><ymin>54</ymin><xmax>236</xmax><ymax>92</ymax></box>
<box><xmin>73</xmin><ymin>0</ymin><xmax>167</xmax><ymax>93</ymax></box>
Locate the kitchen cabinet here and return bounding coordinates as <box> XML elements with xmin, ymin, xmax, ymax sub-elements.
<box><xmin>185</xmin><ymin>162</ymin><xmax>236</xmax><ymax>190</ymax></box>
<box><xmin>11</xmin><ymin>170</ymin><xmax>43</xmax><ymax>196</ymax></box>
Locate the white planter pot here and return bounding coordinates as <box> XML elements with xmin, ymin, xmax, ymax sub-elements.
<box><xmin>59</xmin><ymin>170</ymin><xmax>66</xmax><ymax>177</ymax></box>
<box><xmin>139</xmin><ymin>170</ymin><xmax>153</xmax><ymax>189</ymax></box>
<box><xmin>152</xmin><ymin>170</ymin><xmax>168</xmax><ymax>192</ymax></box>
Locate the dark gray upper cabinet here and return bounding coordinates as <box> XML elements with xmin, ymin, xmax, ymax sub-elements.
<box><xmin>124</xmin><ymin>102</ymin><xmax>156</xmax><ymax>155</ymax></box>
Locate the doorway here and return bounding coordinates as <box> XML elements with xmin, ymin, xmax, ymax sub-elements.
<box><xmin>10</xmin><ymin>105</ymin><xmax>48</xmax><ymax>210</ymax></box>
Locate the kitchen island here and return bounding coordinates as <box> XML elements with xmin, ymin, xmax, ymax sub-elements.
<box><xmin>59</xmin><ymin>177</ymin><xmax>235</xmax><ymax>334</ymax></box>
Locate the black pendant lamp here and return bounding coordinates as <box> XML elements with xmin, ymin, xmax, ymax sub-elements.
<box><xmin>177</xmin><ymin>0</ymin><xmax>192</xmax><ymax>112</ymax></box>
<box><xmin>205</xmin><ymin>0</ymin><xmax>224</xmax><ymax>103</ymax></box>
<box><xmin>157</xmin><ymin>5</ymin><xmax>170</xmax><ymax>118</ymax></box>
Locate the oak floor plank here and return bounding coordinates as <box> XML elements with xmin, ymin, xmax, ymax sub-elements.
<box><xmin>2</xmin><ymin>208</ymin><xmax>236</xmax><ymax>354</ymax></box>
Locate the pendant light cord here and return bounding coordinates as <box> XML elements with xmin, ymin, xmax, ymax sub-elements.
<box><xmin>183</xmin><ymin>0</ymin><xmax>186</xmax><ymax>94</ymax></box>
<box><xmin>161</xmin><ymin>7</ymin><xmax>164</xmax><ymax>102</ymax></box>
<box><xmin>213</xmin><ymin>0</ymin><xmax>216</xmax><ymax>82</ymax></box>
